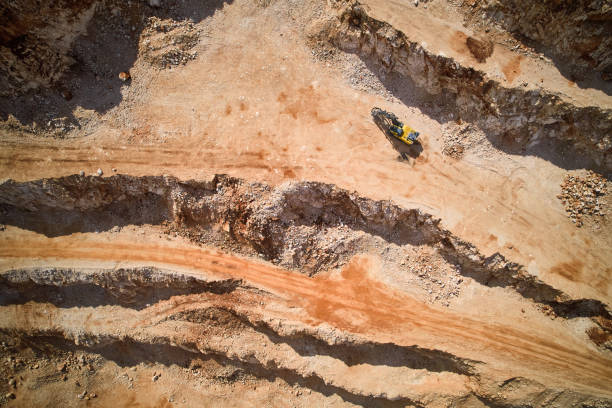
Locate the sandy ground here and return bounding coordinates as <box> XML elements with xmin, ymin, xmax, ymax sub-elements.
<box><xmin>0</xmin><ymin>0</ymin><xmax>611</xmax><ymax>406</ymax></box>
<box><xmin>361</xmin><ymin>0</ymin><xmax>612</xmax><ymax>107</ymax></box>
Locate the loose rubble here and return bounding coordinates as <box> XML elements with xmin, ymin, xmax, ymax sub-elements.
<box><xmin>0</xmin><ymin>0</ymin><xmax>611</xmax><ymax>407</ymax></box>
<box><xmin>459</xmin><ymin>0</ymin><xmax>612</xmax><ymax>77</ymax></box>
<box><xmin>466</xmin><ymin>36</ymin><xmax>494</xmax><ymax>63</ymax></box>
<box><xmin>139</xmin><ymin>17</ymin><xmax>200</xmax><ymax>69</ymax></box>
<box><xmin>558</xmin><ymin>171</ymin><xmax>608</xmax><ymax>227</ymax></box>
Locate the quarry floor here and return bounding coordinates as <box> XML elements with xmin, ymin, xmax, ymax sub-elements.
<box><xmin>0</xmin><ymin>0</ymin><xmax>611</xmax><ymax>407</ymax></box>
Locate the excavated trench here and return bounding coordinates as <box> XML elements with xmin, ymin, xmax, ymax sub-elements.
<box><xmin>1</xmin><ymin>265</ymin><xmax>480</xmax><ymax>378</ymax></box>
<box><xmin>461</xmin><ymin>0</ymin><xmax>612</xmax><ymax>79</ymax></box>
<box><xmin>7</xmin><ymin>328</ymin><xmax>607</xmax><ymax>408</ymax></box>
<box><xmin>2</xmin><ymin>173</ymin><xmax>611</xmax><ymax>404</ymax></box>
<box><xmin>0</xmin><ymin>173</ymin><xmax>610</xmax><ymax>322</ymax></box>
<box><xmin>0</xmin><ymin>330</ymin><xmax>440</xmax><ymax>408</ymax></box>
<box><xmin>0</xmin><ymin>264</ymin><xmax>479</xmax><ymax>407</ymax></box>
<box><xmin>318</xmin><ymin>1</ymin><xmax>612</xmax><ymax>173</ymax></box>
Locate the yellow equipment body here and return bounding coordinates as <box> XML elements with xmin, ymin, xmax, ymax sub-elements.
<box><xmin>390</xmin><ymin>124</ymin><xmax>418</xmax><ymax>146</ymax></box>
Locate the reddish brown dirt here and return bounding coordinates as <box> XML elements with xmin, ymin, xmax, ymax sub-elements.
<box><xmin>1</xmin><ymin>231</ymin><xmax>611</xmax><ymax>398</ymax></box>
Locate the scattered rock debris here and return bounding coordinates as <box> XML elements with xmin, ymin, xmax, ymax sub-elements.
<box><xmin>442</xmin><ymin>143</ymin><xmax>465</xmax><ymax>160</ymax></box>
<box><xmin>588</xmin><ymin>317</ymin><xmax>612</xmax><ymax>350</ymax></box>
<box><xmin>140</xmin><ymin>17</ymin><xmax>200</xmax><ymax>69</ymax></box>
<box><xmin>558</xmin><ymin>171</ymin><xmax>608</xmax><ymax>227</ymax></box>
<box><xmin>0</xmin><ymin>0</ymin><xmax>611</xmax><ymax>406</ymax></box>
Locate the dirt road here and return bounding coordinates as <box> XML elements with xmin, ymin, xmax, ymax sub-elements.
<box><xmin>1</xmin><ymin>229</ymin><xmax>611</xmax><ymax>399</ymax></box>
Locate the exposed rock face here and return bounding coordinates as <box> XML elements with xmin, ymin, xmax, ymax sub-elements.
<box><xmin>321</xmin><ymin>2</ymin><xmax>612</xmax><ymax>172</ymax></box>
<box><xmin>1</xmin><ymin>173</ymin><xmax>611</xmax><ymax>405</ymax></box>
<box><xmin>463</xmin><ymin>0</ymin><xmax>612</xmax><ymax>78</ymax></box>
<box><xmin>0</xmin><ymin>266</ymin><xmax>242</xmax><ymax>309</ymax></box>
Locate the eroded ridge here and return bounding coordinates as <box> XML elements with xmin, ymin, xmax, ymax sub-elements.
<box><xmin>462</xmin><ymin>0</ymin><xmax>612</xmax><ymax>77</ymax></box>
<box><xmin>0</xmin><ymin>266</ymin><xmax>242</xmax><ymax>310</ymax></box>
<box><xmin>0</xmin><ymin>265</ymin><xmax>472</xmax><ymax>408</ymax></box>
<box><xmin>0</xmin><ymin>173</ymin><xmax>609</xmax><ymax>321</ymax></box>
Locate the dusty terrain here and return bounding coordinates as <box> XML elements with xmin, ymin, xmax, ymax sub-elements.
<box><xmin>0</xmin><ymin>0</ymin><xmax>611</xmax><ymax>407</ymax></box>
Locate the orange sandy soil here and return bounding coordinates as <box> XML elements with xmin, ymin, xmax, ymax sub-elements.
<box><xmin>0</xmin><ymin>226</ymin><xmax>611</xmax><ymax>399</ymax></box>
<box><xmin>0</xmin><ymin>0</ymin><xmax>611</xmax><ymax>406</ymax></box>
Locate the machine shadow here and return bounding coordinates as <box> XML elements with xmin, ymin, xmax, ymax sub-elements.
<box><xmin>359</xmin><ymin>54</ymin><xmax>609</xmax><ymax>177</ymax></box>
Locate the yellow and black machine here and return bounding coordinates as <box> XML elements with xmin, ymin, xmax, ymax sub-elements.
<box><xmin>371</xmin><ymin>107</ymin><xmax>420</xmax><ymax>146</ymax></box>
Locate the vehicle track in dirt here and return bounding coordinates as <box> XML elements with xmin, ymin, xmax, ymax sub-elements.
<box><xmin>1</xmin><ymin>238</ymin><xmax>611</xmax><ymax>398</ymax></box>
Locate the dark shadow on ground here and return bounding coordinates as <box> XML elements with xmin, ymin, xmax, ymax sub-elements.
<box><xmin>13</xmin><ymin>332</ymin><xmax>422</xmax><ymax>408</ymax></box>
<box><xmin>0</xmin><ymin>267</ymin><xmax>240</xmax><ymax>310</ymax></box>
<box><xmin>0</xmin><ymin>0</ymin><xmax>233</xmax><ymax>131</ymax></box>
<box><xmin>173</xmin><ymin>307</ymin><xmax>478</xmax><ymax>375</ymax></box>
<box><xmin>1</xmin><ymin>175</ymin><xmax>609</xmax><ymax>321</ymax></box>
<box><xmin>0</xmin><ymin>174</ymin><xmax>434</xmax><ymax>247</ymax></box>
<box><xmin>371</xmin><ymin>109</ymin><xmax>424</xmax><ymax>162</ymax></box>
<box><xmin>0</xmin><ymin>192</ymin><xmax>169</xmax><ymax>237</ymax></box>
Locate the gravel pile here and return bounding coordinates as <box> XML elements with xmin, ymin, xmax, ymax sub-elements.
<box><xmin>140</xmin><ymin>17</ymin><xmax>200</xmax><ymax>69</ymax></box>
<box><xmin>558</xmin><ymin>171</ymin><xmax>608</xmax><ymax>227</ymax></box>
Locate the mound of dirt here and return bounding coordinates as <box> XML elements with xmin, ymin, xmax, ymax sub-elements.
<box><xmin>465</xmin><ymin>35</ymin><xmax>493</xmax><ymax>62</ymax></box>
<box><xmin>324</xmin><ymin>1</ymin><xmax>612</xmax><ymax>172</ymax></box>
<box><xmin>139</xmin><ymin>17</ymin><xmax>200</xmax><ymax>69</ymax></box>
<box><xmin>1</xmin><ymin>0</ymin><xmax>612</xmax><ymax>406</ymax></box>
<box><xmin>558</xmin><ymin>171</ymin><xmax>608</xmax><ymax>228</ymax></box>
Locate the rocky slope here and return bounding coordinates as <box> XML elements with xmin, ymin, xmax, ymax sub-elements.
<box><xmin>1</xmin><ymin>0</ymin><xmax>612</xmax><ymax>406</ymax></box>
<box><xmin>1</xmin><ymin>258</ymin><xmax>611</xmax><ymax>407</ymax></box>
